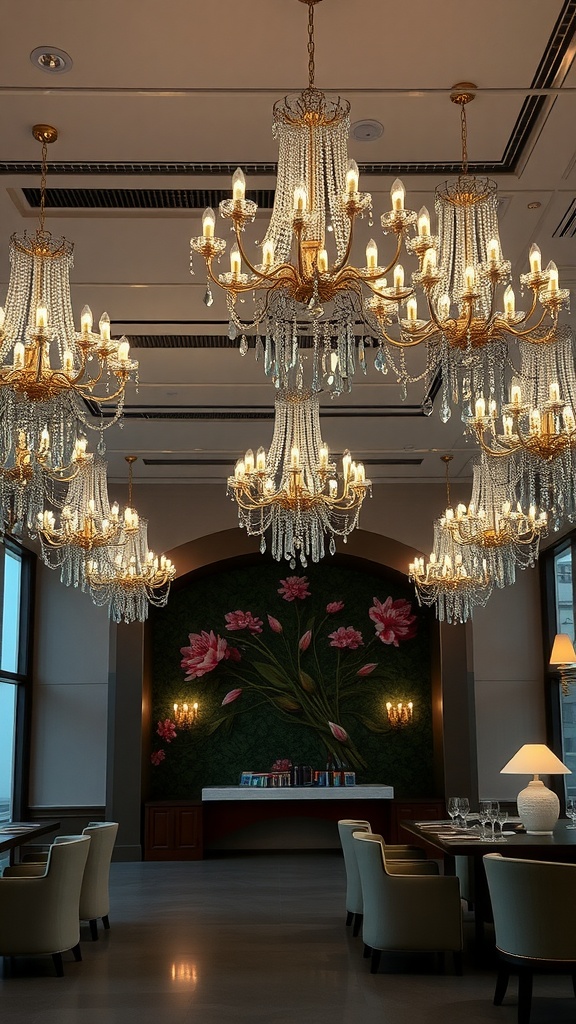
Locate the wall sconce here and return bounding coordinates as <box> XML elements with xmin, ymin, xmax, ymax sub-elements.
<box><xmin>386</xmin><ymin>701</ymin><xmax>413</xmax><ymax>727</ymax></box>
<box><xmin>173</xmin><ymin>702</ymin><xmax>199</xmax><ymax>728</ymax></box>
<box><xmin>549</xmin><ymin>633</ymin><xmax>576</xmax><ymax>695</ymax></box>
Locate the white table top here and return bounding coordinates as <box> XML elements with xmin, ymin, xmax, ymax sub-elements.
<box><xmin>202</xmin><ymin>784</ymin><xmax>394</xmax><ymax>801</ymax></box>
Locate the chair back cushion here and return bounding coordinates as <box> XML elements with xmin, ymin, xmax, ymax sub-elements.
<box><xmin>337</xmin><ymin>820</ymin><xmax>371</xmax><ymax>915</ymax></box>
<box><xmin>79</xmin><ymin>822</ymin><xmax>119</xmax><ymax>921</ymax></box>
<box><xmin>484</xmin><ymin>853</ymin><xmax>576</xmax><ymax>961</ymax></box>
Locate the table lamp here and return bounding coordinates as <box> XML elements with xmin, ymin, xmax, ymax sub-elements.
<box><xmin>501</xmin><ymin>743</ymin><xmax>571</xmax><ymax>834</ymax></box>
<box><xmin>549</xmin><ymin>633</ymin><xmax>576</xmax><ymax>695</ymax></box>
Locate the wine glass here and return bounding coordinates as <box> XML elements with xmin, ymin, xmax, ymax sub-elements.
<box><xmin>566</xmin><ymin>797</ymin><xmax>576</xmax><ymax>829</ymax></box>
<box><xmin>479</xmin><ymin>800</ymin><xmax>496</xmax><ymax>840</ymax></box>
<box><xmin>457</xmin><ymin>796</ymin><xmax>470</xmax><ymax>829</ymax></box>
<box><xmin>494</xmin><ymin>806</ymin><xmax>508</xmax><ymax>841</ymax></box>
<box><xmin>447</xmin><ymin>796</ymin><xmax>460</xmax><ymax>827</ymax></box>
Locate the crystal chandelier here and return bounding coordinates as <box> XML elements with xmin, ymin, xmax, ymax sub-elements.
<box><xmin>227</xmin><ymin>390</ymin><xmax>371</xmax><ymax>568</ymax></box>
<box><xmin>84</xmin><ymin>457</ymin><xmax>176</xmax><ymax>623</ymax></box>
<box><xmin>469</xmin><ymin>325</ymin><xmax>576</xmax><ymax>530</ymax></box>
<box><xmin>440</xmin><ymin>453</ymin><xmax>547</xmax><ymax>588</ymax></box>
<box><xmin>191</xmin><ymin>0</ymin><xmax>416</xmax><ymax>396</ymax></box>
<box><xmin>0</xmin><ymin>124</ymin><xmax>138</xmax><ymax>523</ymax></box>
<box><xmin>409</xmin><ymin>457</ymin><xmax>492</xmax><ymax>624</ymax></box>
<box><xmin>36</xmin><ymin>452</ymin><xmax>121</xmax><ymax>589</ymax></box>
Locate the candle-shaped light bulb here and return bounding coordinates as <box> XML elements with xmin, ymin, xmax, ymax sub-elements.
<box><xmin>99</xmin><ymin>312</ymin><xmax>111</xmax><ymax>342</ymax></box>
<box><xmin>262</xmin><ymin>239</ymin><xmax>275</xmax><ymax>268</ymax></box>
<box><xmin>290</xmin><ymin>445</ymin><xmax>300</xmax><ymax>469</ymax></box>
<box><xmin>256</xmin><ymin>447</ymin><xmax>266</xmax><ymax>472</ymax></box>
<box><xmin>202</xmin><ymin>207</ymin><xmax>216</xmax><ymax>239</ymax></box>
<box><xmin>563</xmin><ymin>407</ymin><xmax>575</xmax><ymax>432</ymax></box>
<box><xmin>230</xmin><ymin>242</ymin><xmax>242</xmax><ymax>276</ymax></box>
<box><xmin>417</xmin><ymin>206</ymin><xmax>430</xmax><ymax>237</ymax></box>
<box><xmin>293</xmin><ymin>184</ymin><xmax>307</xmax><ymax>212</ymax></box>
<box><xmin>13</xmin><ymin>342</ymin><xmax>25</xmax><ymax>370</ymax></box>
<box><xmin>511</xmin><ymin>384</ymin><xmax>522</xmax><ymax>406</ymax></box>
<box><xmin>118</xmin><ymin>340</ymin><xmax>130</xmax><ymax>362</ymax></box>
<box><xmin>356</xmin><ymin>462</ymin><xmax>366</xmax><ymax>483</ymax></box>
<box><xmin>529</xmin><ymin>243</ymin><xmax>541</xmax><ymax>274</ymax></box>
<box><xmin>547</xmin><ymin>261</ymin><xmax>559</xmax><ymax>292</ymax></box>
<box><xmin>234</xmin><ymin>459</ymin><xmax>245</xmax><ymax>481</ymax></box>
<box><xmin>549</xmin><ymin>381</ymin><xmax>560</xmax><ymax>404</ymax></box>
<box><xmin>503</xmin><ymin>414</ymin><xmax>514</xmax><ymax>437</ymax></box>
<box><xmin>342</xmin><ymin>450</ymin><xmax>352</xmax><ymax>480</ymax></box>
<box><xmin>244</xmin><ymin>448</ymin><xmax>254</xmax><ymax>473</ymax></box>
<box><xmin>365</xmin><ymin>238</ymin><xmax>378</xmax><ymax>269</ymax></box>
<box><xmin>317</xmin><ymin>248</ymin><xmax>328</xmax><ymax>274</ymax></box>
<box><xmin>319</xmin><ymin>444</ymin><xmax>329</xmax><ymax>470</ymax></box>
<box><xmin>391</xmin><ymin>178</ymin><xmax>405</xmax><ymax>211</ymax></box>
<box><xmin>475</xmin><ymin>397</ymin><xmax>486</xmax><ymax>420</ymax></box>
<box><xmin>393</xmin><ymin>264</ymin><xmax>405</xmax><ymax>290</ymax></box>
<box><xmin>232</xmin><ymin>167</ymin><xmax>246</xmax><ymax>201</ymax></box>
<box><xmin>530</xmin><ymin>408</ymin><xmax>541</xmax><ymax>434</ymax></box>
<box><xmin>406</xmin><ymin>297</ymin><xmax>418</xmax><ymax>321</ymax></box>
<box><xmin>464</xmin><ymin>265</ymin><xmax>476</xmax><ymax>292</ymax></box>
<box><xmin>328</xmin><ymin>478</ymin><xmax>337</xmax><ymax>497</ymax></box>
<box><xmin>487</xmin><ymin>237</ymin><xmax>500</xmax><ymax>262</ymax></box>
<box><xmin>80</xmin><ymin>305</ymin><xmax>93</xmax><ymax>334</ymax></box>
<box><xmin>345</xmin><ymin>158</ymin><xmax>359</xmax><ymax>195</ymax></box>
<box><xmin>36</xmin><ymin>304</ymin><xmax>48</xmax><ymax>330</ymax></box>
<box><xmin>63</xmin><ymin>349</ymin><xmax>74</xmax><ymax>376</ymax></box>
<box><xmin>504</xmin><ymin>285</ymin><xmax>515</xmax><ymax>316</ymax></box>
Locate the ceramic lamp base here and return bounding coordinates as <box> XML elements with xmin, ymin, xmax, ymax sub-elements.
<box><xmin>517</xmin><ymin>778</ymin><xmax>560</xmax><ymax>835</ymax></box>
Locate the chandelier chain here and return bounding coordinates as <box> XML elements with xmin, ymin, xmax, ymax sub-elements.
<box><xmin>39</xmin><ymin>138</ymin><xmax>48</xmax><ymax>236</ymax></box>
<box><xmin>307</xmin><ymin>1</ymin><xmax>315</xmax><ymax>89</ymax></box>
<box><xmin>460</xmin><ymin>102</ymin><xmax>468</xmax><ymax>176</ymax></box>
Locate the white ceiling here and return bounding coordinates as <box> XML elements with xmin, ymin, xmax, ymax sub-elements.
<box><xmin>1</xmin><ymin>0</ymin><xmax>575</xmax><ymax>487</ymax></box>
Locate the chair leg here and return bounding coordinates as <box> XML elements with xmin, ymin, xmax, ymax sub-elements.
<box><xmin>102</xmin><ymin>915</ymin><xmax>110</xmax><ymax>930</ymax></box>
<box><xmin>352</xmin><ymin>913</ymin><xmax>363</xmax><ymax>937</ymax></box>
<box><xmin>370</xmin><ymin>949</ymin><xmax>381</xmax><ymax>974</ymax></box>
<box><xmin>517</xmin><ymin>969</ymin><xmax>533</xmax><ymax>1024</ymax></box>
<box><xmin>71</xmin><ymin>943</ymin><xmax>82</xmax><ymax>962</ymax></box>
<box><xmin>52</xmin><ymin>952</ymin><xmax>64</xmax><ymax>977</ymax></box>
<box><xmin>345</xmin><ymin>911</ymin><xmax>353</xmax><ymax>926</ymax></box>
<box><xmin>363</xmin><ymin>944</ymin><xmax>371</xmax><ymax>959</ymax></box>
<box><xmin>494</xmin><ymin>966</ymin><xmax>510</xmax><ymax>1005</ymax></box>
<box><xmin>89</xmin><ymin>919</ymin><xmax>99</xmax><ymax>941</ymax></box>
<box><xmin>453</xmin><ymin>950</ymin><xmax>463</xmax><ymax>976</ymax></box>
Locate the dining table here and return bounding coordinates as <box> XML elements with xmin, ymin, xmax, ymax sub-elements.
<box><xmin>400</xmin><ymin>817</ymin><xmax>576</xmax><ymax>947</ymax></box>
<box><xmin>0</xmin><ymin>820</ymin><xmax>60</xmax><ymax>860</ymax></box>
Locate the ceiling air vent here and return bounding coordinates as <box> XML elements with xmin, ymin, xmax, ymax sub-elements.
<box><xmin>22</xmin><ymin>187</ymin><xmax>276</xmax><ymax>211</ymax></box>
<box><xmin>553</xmin><ymin>198</ymin><xmax>576</xmax><ymax>237</ymax></box>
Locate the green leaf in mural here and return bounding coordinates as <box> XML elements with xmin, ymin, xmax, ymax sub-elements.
<box><xmin>252</xmin><ymin>662</ymin><xmax>291</xmax><ymax>689</ymax></box>
<box><xmin>299</xmin><ymin>670</ymin><xmax>316</xmax><ymax>693</ymax></box>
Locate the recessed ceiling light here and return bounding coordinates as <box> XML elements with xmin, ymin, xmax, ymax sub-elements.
<box><xmin>527</xmin><ymin>201</ymin><xmax>542</xmax><ymax>210</ymax></box>
<box><xmin>30</xmin><ymin>46</ymin><xmax>73</xmax><ymax>74</ymax></box>
<box><xmin>351</xmin><ymin>119</ymin><xmax>384</xmax><ymax>142</ymax></box>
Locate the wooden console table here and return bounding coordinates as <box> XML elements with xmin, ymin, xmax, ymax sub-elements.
<box><xmin>202</xmin><ymin>784</ymin><xmax>394</xmax><ymax>852</ymax></box>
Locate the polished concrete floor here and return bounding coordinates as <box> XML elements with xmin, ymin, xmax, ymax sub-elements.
<box><xmin>1</xmin><ymin>852</ymin><xmax>575</xmax><ymax>1023</ymax></box>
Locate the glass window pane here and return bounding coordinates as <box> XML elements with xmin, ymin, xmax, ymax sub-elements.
<box><xmin>1</xmin><ymin>548</ymin><xmax>21</xmax><ymax>673</ymax></box>
<box><xmin>0</xmin><ymin>681</ymin><xmax>16</xmax><ymax>822</ymax></box>
<box><xmin>555</xmin><ymin>548</ymin><xmax>573</xmax><ymax>640</ymax></box>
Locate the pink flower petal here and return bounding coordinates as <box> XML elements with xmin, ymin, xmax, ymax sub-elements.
<box><xmin>328</xmin><ymin>721</ymin><xmax>349</xmax><ymax>743</ymax></box>
<box><xmin>267</xmin><ymin>615</ymin><xmax>283</xmax><ymax>634</ymax></box>
<box><xmin>326</xmin><ymin>601</ymin><xmax>344</xmax><ymax>614</ymax></box>
<box><xmin>299</xmin><ymin>629</ymin><xmax>312</xmax><ymax>651</ymax></box>
<box><xmin>357</xmin><ymin>662</ymin><xmax>378</xmax><ymax>677</ymax></box>
<box><xmin>222</xmin><ymin>688</ymin><xmax>243</xmax><ymax>706</ymax></box>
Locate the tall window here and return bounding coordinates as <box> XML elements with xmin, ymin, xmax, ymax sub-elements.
<box><xmin>543</xmin><ymin>538</ymin><xmax>576</xmax><ymax>799</ymax></box>
<box><xmin>0</xmin><ymin>539</ymin><xmax>34</xmax><ymax>825</ymax></box>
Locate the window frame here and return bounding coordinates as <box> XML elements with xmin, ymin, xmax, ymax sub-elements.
<box><xmin>541</xmin><ymin>532</ymin><xmax>576</xmax><ymax>798</ymax></box>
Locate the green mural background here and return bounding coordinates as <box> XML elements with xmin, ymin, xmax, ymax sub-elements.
<box><xmin>148</xmin><ymin>558</ymin><xmax>435</xmax><ymax>799</ymax></box>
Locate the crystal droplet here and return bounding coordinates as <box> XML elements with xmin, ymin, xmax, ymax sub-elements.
<box><xmin>329</xmin><ymin>537</ymin><xmax>336</xmax><ymax>556</ymax></box>
<box><xmin>440</xmin><ymin>401</ymin><xmax>452</xmax><ymax>424</ymax></box>
<box><xmin>400</xmin><ymin>383</ymin><xmax>407</xmax><ymax>402</ymax></box>
<box><xmin>228</xmin><ymin>321</ymin><xmax>237</xmax><ymax>341</ymax></box>
<box><xmin>255</xmin><ymin>337</ymin><xmax>264</xmax><ymax>362</ymax></box>
<box><xmin>260</xmin><ymin>536</ymin><xmax>266</xmax><ymax>554</ymax></box>
<box><xmin>422</xmin><ymin>397</ymin><xmax>434</xmax><ymax>417</ymax></box>
<box><xmin>289</xmin><ymin>558</ymin><xmax>296</xmax><ymax>570</ymax></box>
<box><xmin>374</xmin><ymin>348</ymin><xmax>385</xmax><ymax>372</ymax></box>
<box><xmin>239</xmin><ymin>334</ymin><xmax>248</xmax><ymax>356</ymax></box>
<box><xmin>301</xmin><ymin>555</ymin><xmax>308</xmax><ymax>568</ymax></box>
<box><xmin>203</xmin><ymin>284</ymin><xmax>213</xmax><ymax>307</ymax></box>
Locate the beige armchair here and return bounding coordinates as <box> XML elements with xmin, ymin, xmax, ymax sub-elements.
<box><xmin>353</xmin><ymin>830</ymin><xmax>463</xmax><ymax>974</ymax></box>
<box><xmin>0</xmin><ymin>834</ymin><xmax>90</xmax><ymax>976</ymax></box>
<box><xmin>79</xmin><ymin>822</ymin><xmax>119</xmax><ymax>939</ymax></box>
<box><xmin>483</xmin><ymin>852</ymin><xmax>576</xmax><ymax>1024</ymax></box>
<box><xmin>337</xmin><ymin>819</ymin><xmax>431</xmax><ymax>937</ymax></box>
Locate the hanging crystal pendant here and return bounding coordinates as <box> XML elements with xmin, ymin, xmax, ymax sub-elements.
<box><xmin>203</xmin><ymin>283</ymin><xmax>213</xmax><ymax>307</ymax></box>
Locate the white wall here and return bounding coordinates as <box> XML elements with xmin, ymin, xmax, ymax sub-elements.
<box><xmin>30</xmin><ymin>478</ymin><xmax>547</xmax><ymax>809</ymax></box>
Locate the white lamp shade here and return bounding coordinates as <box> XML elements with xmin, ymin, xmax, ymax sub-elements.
<box><xmin>500</xmin><ymin>743</ymin><xmax>570</xmax><ymax>776</ymax></box>
<box><xmin>500</xmin><ymin>743</ymin><xmax>571</xmax><ymax>836</ymax></box>
<box><xmin>550</xmin><ymin>633</ymin><xmax>576</xmax><ymax>666</ymax></box>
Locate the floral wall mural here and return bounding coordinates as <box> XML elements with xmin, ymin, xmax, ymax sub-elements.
<box><xmin>148</xmin><ymin>559</ymin><xmax>434</xmax><ymax>799</ymax></box>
